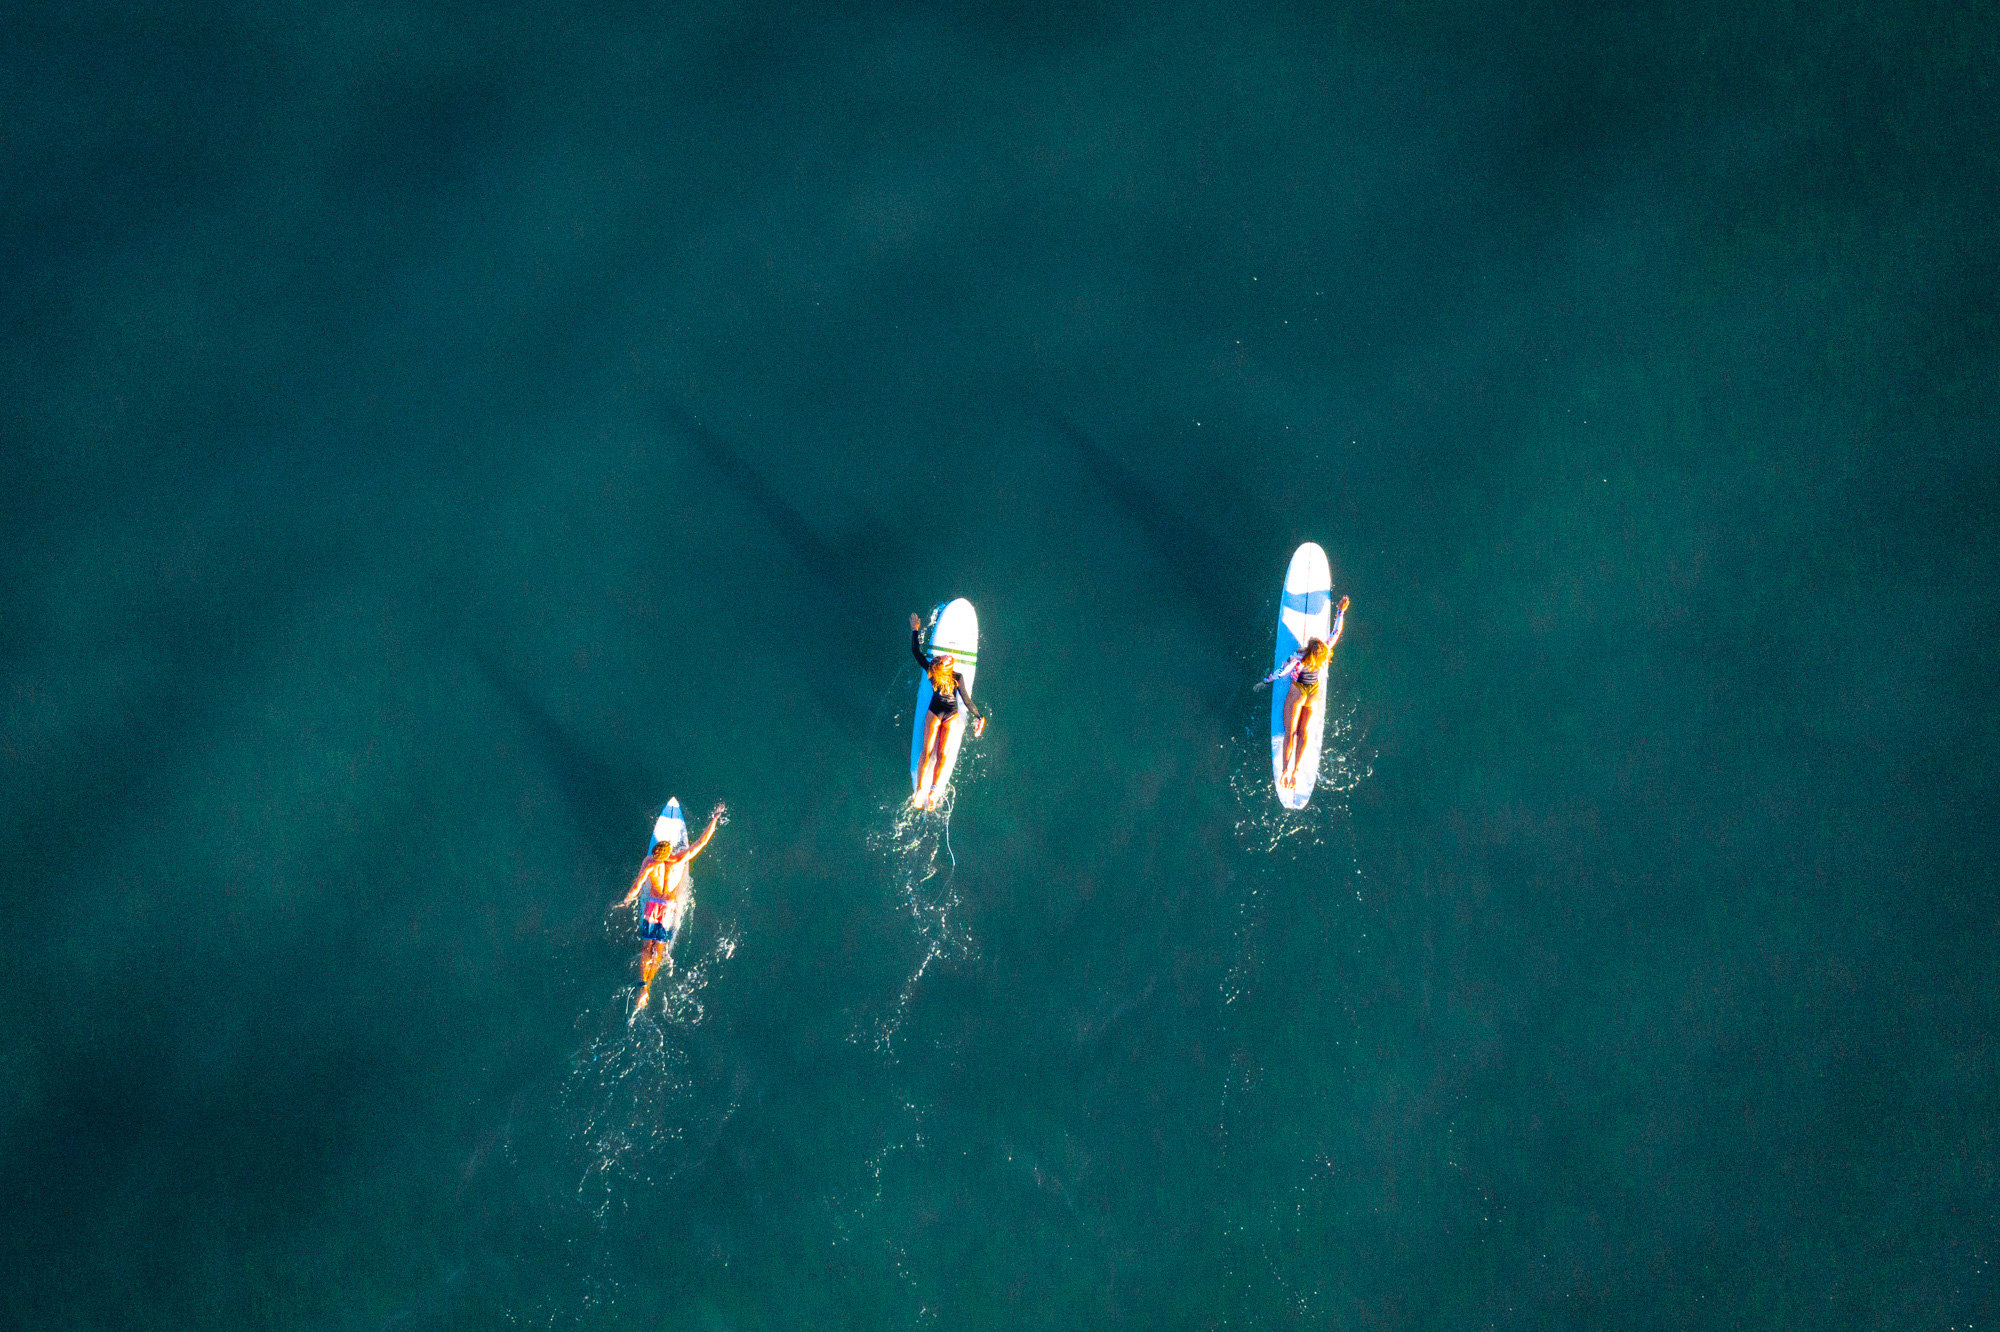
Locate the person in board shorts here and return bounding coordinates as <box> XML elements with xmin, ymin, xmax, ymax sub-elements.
<box><xmin>1261</xmin><ymin>594</ymin><xmax>1349</xmax><ymax>790</ymax></box>
<box><xmin>911</xmin><ymin>611</ymin><xmax>986</xmax><ymax>810</ymax></box>
<box><xmin>616</xmin><ymin>801</ymin><xmax>725</xmax><ymax>1013</ymax></box>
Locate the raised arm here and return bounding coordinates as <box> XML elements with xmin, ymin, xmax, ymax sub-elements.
<box><xmin>679</xmin><ymin>803</ymin><xmax>727</xmax><ymax>867</ymax></box>
<box><xmin>910</xmin><ymin>614</ymin><xmax>932</xmax><ymax>670</ymax></box>
<box><xmin>1328</xmin><ymin>596</ymin><xmax>1349</xmax><ymax>648</ymax></box>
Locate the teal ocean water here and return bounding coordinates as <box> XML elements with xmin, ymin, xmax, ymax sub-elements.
<box><xmin>4</xmin><ymin>2</ymin><xmax>1996</xmax><ymax>1326</ymax></box>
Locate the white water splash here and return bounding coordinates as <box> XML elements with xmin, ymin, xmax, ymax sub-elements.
<box><xmin>563</xmin><ymin>894</ymin><xmax>745</xmax><ymax>1221</ymax></box>
<box><xmin>859</xmin><ymin>788</ymin><xmax>974</xmax><ymax>1054</ymax></box>
<box><xmin>1229</xmin><ymin>690</ymin><xmax>1373</xmax><ymax>856</ymax></box>
<box><xmin>1220</xmin><ymin>691</ymin><xmax>1374</xmax><ymax>1009</ymax></box>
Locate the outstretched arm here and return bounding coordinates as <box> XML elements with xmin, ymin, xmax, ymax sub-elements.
<box><xmin>1328</xmin><ymin>596</ymin><xmax>1350</xmax><ymax>648</ymax></box>
<box><xmin>679</xmin><ymin>803</ymin><xmax>727</xmax><ymax>867</ymax></box>
<box><xmin>910</xmin><ymin>615</ymin><xmax>932</xmax><ymax>670</ymax></box>
<box><xmin>1259</xmin><ymin>650</ymin><xmax>1303</xmax><ymax>688</ymax></box>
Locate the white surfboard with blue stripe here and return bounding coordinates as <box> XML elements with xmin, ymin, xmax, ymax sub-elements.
<box><xmin>641</xmin><ymin>798</ymin><xmax>692</xmax><ymax>939</ymax></box>
<box><xmin>1271</xmin><ymin>543</ymin><xmax>1334</xmax><ymax>809</ymax></box>
<box><xmin>650</xmin><ymin>798</ymin><xmax>688</xmax><ymax>858</ymax></box>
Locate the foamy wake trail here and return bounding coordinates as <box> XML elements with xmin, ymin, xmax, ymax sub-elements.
<box><xmin>1221</xmin><ymin>693</ymin><xmax>1374</xmax><ymax>1007</ymax></box>
<box><xmin>408</xmin><ymin>885</ymin><xmax>749</xmax><ymax>1325</ymax></box>
<box><xmin>566</xmin><ymin>910</ymin><xmax>744</xmax><ymax>1220</ymax></box>
<box><xmin>858</xmin><ymin>785</ymin><xmax>974</xmax><ymax>1054</ymax></box>
<box><xmin>1229</xmin><ymin>692</ymin><xmax>1373</xmax><ymax>855</ymax></box>
<box><xmin>1210</xmin><ymin>696</ymin><xmax>1369</xmax><ymax>1324</ymax></box>
<box><xmin>825</xmin><ymin>670</ymin><xmax>982</xmax><ymax>1317</ymax></box>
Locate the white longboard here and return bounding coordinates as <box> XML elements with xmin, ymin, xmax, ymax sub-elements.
<box><xmin>910</xmin><ymin>598</ymin><xmax>979</xmax><ymax>810</ymax></box>
<box><xmin>1271</xmin><ymin>543</ymin><xmax>1334</xmax><ymax>809</ymax></box>
<box><xmin>644</xmin><ymin>797</ymin><xmax>691</xmax><ymax>937</ymax></box>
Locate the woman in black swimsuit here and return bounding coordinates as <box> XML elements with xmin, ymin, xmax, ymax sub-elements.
<box><xmin>911</xmin><ymin>611</ymin><xmax>986</xmax><ymax>809</ymax></box>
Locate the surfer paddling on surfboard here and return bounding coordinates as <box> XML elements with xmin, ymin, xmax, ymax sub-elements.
<box><xmin>911</xmin><ymin>611</ymin><xmax>985</xmax><ymax>811</ymax></box>
<box><xmin>1261</xmin><ymin>595</ymin><xmax>1349</xmax><ymax>790</ymax></box>
<box><xmin>616</xmin><ymin>801</ymin><xmax>725</xmax><ymax>1014</ymax></box>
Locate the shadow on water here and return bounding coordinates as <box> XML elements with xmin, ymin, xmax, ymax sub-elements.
<box><xmin>660</xmin><ymin>402</ymin><xmax>845</xmax><ymax>569</ymax></box>
<box><xmin>1046</xmin><ymin>413</ymin><xmax>1264</xmax><ymax>663</ymax></box>
<box><xmin>656</xmin><ymin>402</ymin><xmax>911</xmax><ymax>737</ymax></box>
<box><xmin>466</xmin><ymin>641</ymin><xmax>659</xmax><ymax>862</ymax></box>
<box><xmin>0</xmin><ymin>526</ymin><xmax>348</xmax><ymax>922</ymax></box>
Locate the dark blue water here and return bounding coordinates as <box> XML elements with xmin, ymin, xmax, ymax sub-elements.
<box><xmin>4</xmin><ymin>2</ymin><xmax>1996</xmax><ymax>1326</ymax></box>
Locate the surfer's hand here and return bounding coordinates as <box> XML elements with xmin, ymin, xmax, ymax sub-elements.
<box><xmin>710</xmin><ymin>802</ymin><xmax>727</xmax><ymax>822</ymax></box>
<box><xmin>973</xmin><ymin>716</ymin><xmax>986</xmax><ymax>738</ymax></box>
<box><xmin>909</xmin><ymin>612</ymin><xmax>922</xmax><ymax>631</ymax></box>
<box><xmin>1339</xmin><ymin>595</ymin><xmax>1350</xmax><ymax>611</ymax></box>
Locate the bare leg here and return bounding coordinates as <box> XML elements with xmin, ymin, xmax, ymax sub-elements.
<box><xmin>916</xmin><ymin>711</ymin><xmax>944</xmax><ymax>803</ymax></box>
<box><xmin>923</xmin><ymin>715</ymin><xmax>954</xmax><ymax>809</ymax></box>
<box><xmin>1284</xmin><ymin>692</ymin><xmax>1315</xmax><ymax>786</ymax></box>
<box><xmin>636</xmin><ymin>941</ymin><xmax>666</xmax><ymax>1012</ymax></box>
<box><xmin>1286</xmin><ymin>704</ymin><xmax>1314</xmax><ymax>785</ymax></box>
<box><xmin>1280</xmin><ymin>685</ymin><xmax>1306</xmax><ymax>785</ymax></box>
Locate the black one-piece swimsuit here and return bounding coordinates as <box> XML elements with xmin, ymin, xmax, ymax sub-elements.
<box><xmin>914</xmin><ymin>628</ymin><xmax>971</xmax><ymax>718</ymax></box>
